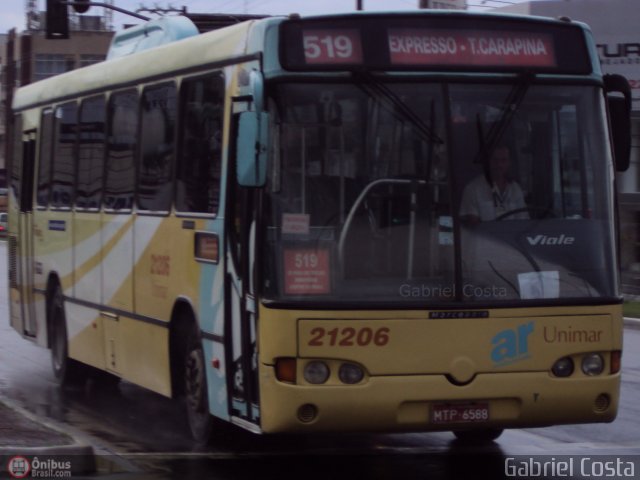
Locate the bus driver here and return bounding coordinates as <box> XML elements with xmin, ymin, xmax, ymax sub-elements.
<box><xmin>459</xmin><ymin>144</ymin><xmax>528</xmax><ymax>224</ymax></box>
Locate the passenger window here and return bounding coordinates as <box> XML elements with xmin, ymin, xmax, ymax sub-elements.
<box><xmin>105</xmin><ymin>90</ymin><xmax>138</xmax><ymax>211</ymax></box>
<box><xmin>51</xmin><ymin>102</ymin><xmax>78</xmax><ymax>208</ymax></box>
<box><xmin>176</xmin><ymin>73</ymin><xmax>224</xmax><ymax>214</ymax></box>
<box><xmin>36</xmin><ymin>109</ymin><xmax>54</xmax><ymax>207</ymax></box>
<box><xmin>138</xmin><ymin>82</ymin><xmax>177</xmax><ymax>212</ymax></box>
<box><xmin>77</xmin><ymin>96</ymin><xmax>106</xmax><ymax>210</ymax></box>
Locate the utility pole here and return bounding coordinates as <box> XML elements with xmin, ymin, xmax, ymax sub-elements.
<box><xmin>356</xmin><ymin>0</ymin><xmax>363</xmax><ymax>10</ymax></box>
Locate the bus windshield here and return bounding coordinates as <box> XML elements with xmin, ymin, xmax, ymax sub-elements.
<box><xmin>262</xmin><ymin>81</ymin><xmax>617</xmax><ymax>305</ymax></box>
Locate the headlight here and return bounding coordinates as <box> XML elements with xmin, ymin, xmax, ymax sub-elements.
<box><xmin>338</xmin><ymin>363</ymin><xmax>365</xmax><ymax>384</ymax></box>
<box><xmin>304</xmin><ymin>361</ymin><xmax>330</xmax><ymax>384</ymax></box>
<box><xmin>582</xmin><ymin>354</ymin><xmax>604</xmax><ymax>376</ymax></box>
<box><xmin>551</xmin><ymin>357</ymin><xmax>574</xmax><ymax>377</ymax></box>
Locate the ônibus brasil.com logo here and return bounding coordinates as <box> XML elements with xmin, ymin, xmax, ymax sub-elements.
<box><xmin>7</xmin><ymin>456</ymin><xmax>31</xmax><ymax>479</ymax></box>
<box><xmin>6</xmin><ymin>456</ymin><xmax>72</xmax><ymax>478</ymax></box>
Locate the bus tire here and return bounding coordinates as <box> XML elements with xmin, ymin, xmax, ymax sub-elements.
<box><xmin>453</xmin><ymin>428</ymin><xmax>504</xmax><ymax>443</ymax></box>
<box><xmin>184</xmin><ymin>327</ymin><xmax>213</xmax><ymax>443</ymax></box>
<box><xmin>49</xmin><ymin>286</ymin><xmax>87</xmax><ymax>386</ymax></box>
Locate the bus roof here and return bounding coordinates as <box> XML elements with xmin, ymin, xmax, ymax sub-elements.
<box><xmin>11</xmin><ymin>10</ymin><xmax>594</xmax><ymax>112</ymax></box>
<box><xmin>12</xmin><ymin>17</ymin><xmax>274</xmax><ymax>111</ymax></box>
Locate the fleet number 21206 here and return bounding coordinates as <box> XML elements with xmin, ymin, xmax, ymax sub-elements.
<box><xmin>308</xmin><ymin>327</ymin><xmax>390</xmax><ymax>347</ymax></box>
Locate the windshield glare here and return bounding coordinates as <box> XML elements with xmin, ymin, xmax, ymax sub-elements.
<box><xmin>262</xmin><ymin>81</ymin><xmax>617</xmax><ymax>305</ymax></box>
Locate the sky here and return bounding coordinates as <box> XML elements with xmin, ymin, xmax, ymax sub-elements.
<box><xmin>0</xmin><ymin>0</ymin><xmax>530</xmax><ymax>33</ymax></box>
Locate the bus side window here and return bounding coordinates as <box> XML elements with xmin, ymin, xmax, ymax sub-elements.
<box><xmin>105</xmin><ymin>90</ymin><xmax>138</xmax><ymax>211</ymax></box>
<box><xmin>176</xmin><ymin>73</ymin><xmax>224</xmax><ymax>214</ymax></box>
<box><xmin>138</xmin><ymin>82</ymin><xmax>177</xmax><ymax>212</ymax></box>
<box><xmin>36</xmin><ymin>109</ymin><xmax>54</xmax><ymax>208</ymax></box>
<box><xmin>77</xmin><ymin>96</ymin><xmax>106</xmax><ymax>210</ymax></box>
<box><xmin>51</xmin><ymin>102</ymin><xmax>77</xmax><ymax>209</ymax></box>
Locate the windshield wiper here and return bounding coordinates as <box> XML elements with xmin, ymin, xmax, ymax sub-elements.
<box><xmin>352</xmin><ymin>71</ymin><xmax>444</xmax><ymax>147</ymax></box>
<box><xmin>474</xmin><ymin>72</ymin><xmax>535</xmax><ymax>165</ymax></box>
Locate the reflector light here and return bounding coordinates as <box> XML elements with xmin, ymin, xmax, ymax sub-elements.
<box><xmin>610</xmin><ymin>351</ymin><xmax>622</xmax><ymax>374</ymax></box>
<box><xmin>275</xmin><ymin>357</ymin><xmax>296</xmax><ymax>383</ymax></box>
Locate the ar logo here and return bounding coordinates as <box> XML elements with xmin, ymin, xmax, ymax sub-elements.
<box><xmin>491</xmin><ymin>322</ymin><xmax>534</xmax><ymax>367</ymax></box>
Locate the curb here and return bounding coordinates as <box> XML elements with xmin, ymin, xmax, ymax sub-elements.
<box><xmin>624</xmin><ymin>317</ymin><xmax>640</xmax><ymax>329</ymax></box>
<box><xmin>0</xmin><ymin>397</ymin><xmax>97</xmax><ymax>475</ymax></box>
<box><xmin>0</xmin><ymin>445</ymin><xmax>96</xmax><ymax>476</ymax></box>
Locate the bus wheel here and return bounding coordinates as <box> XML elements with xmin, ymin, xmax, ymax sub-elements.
<box><xmin>50</xmin><ymin>287</ymin><xmax>87</xmax><ymax>386</ymax></box>
<box><xmin>453</xmin><ymin>428</ymin><xmax>504</xmax><ymax>443</ymax></box>
<box><xmin>184</xmin><ymin>329</ymin><xmax>213</xmax><ymax>443</ymax></box>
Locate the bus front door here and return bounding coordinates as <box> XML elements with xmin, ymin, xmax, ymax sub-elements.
<box><xmin>225</xmin><ymin>183</ymin><xmax>260</xmax><ymax>429</ymax></box>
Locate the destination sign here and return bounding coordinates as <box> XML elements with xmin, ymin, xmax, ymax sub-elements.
<box><xmin>387</xmin><ymin>29</ymin><xmax>556</xmax><ymax>67</ymax></box>
<box><xmin>280</xmin><ymin>16</ymin><xmax>592</xmax><ymax>74</ymax></box>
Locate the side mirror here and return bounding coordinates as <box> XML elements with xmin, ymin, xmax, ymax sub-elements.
<box><xmin>236</xmin><ymin>111</ymin><xmax>269</xmax><ymax>187</ymax></box>
<box><xmin>604</xmin><ymin>74</ymin><xmax>632</xmax><ymax>172</ymax></box>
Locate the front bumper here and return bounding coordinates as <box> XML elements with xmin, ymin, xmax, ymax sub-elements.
<box><xmin>259</xmin><ymin>365</ymin><xmax>619</xmax><ymax>433</ymax></box>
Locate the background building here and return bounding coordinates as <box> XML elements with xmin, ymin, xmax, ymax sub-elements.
<box><xmin>1</xmin><ymin>3</ymin><xmax>115</xmax><ymax>186</ymax></box>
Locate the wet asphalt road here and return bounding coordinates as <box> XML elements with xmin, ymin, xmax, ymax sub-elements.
<box><xmin>0</xmin><ymin>241</ymin><xmax>639</xmax><ymax>479</ymax></box>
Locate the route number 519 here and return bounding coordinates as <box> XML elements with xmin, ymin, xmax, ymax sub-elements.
<box><xmin>303</xmin><ymin>30</ymin><xmax>362</xmax><ymax>64</ymax></box>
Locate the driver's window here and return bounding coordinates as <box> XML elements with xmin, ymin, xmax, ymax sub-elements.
<box><xmin>451</xmin><ymin>88</ymin><xmax>532</xmax><ymax>224</ymax></box>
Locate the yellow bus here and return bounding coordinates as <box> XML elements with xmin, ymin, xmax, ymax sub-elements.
<box><xmin>7</xmin><ymin>11</ymin><xmax>631</xmax><ymax>443</ymax></box>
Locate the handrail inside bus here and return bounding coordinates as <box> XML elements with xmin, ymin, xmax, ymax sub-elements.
<box><xmin>338</xmin><ymin>178</ymin><xmax>427</xmax><ymax>277</ymax></box>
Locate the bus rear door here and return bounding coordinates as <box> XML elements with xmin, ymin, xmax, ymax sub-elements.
<box><xmin>10</xmin><ymin>127</ymin><xmax>38</xmax><ymax>338</ymax></box>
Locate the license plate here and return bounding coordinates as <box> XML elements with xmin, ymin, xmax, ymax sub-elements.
<box><xmin>431</xmin><ymin>403</ymin><xmax>490</xmax><ymax>424</ymax></box>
